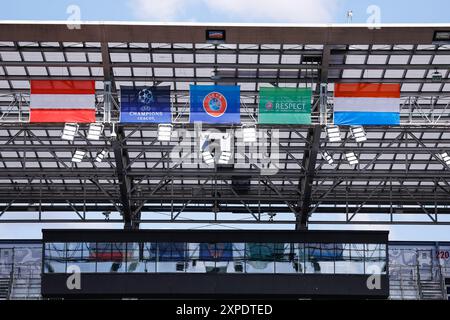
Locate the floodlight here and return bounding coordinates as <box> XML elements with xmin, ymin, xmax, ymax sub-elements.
<box><xmin>95</xmin><ymin>149</ymin><xmax>108</xmax><ymax>163</ymax></box>
<box><xmin>242</xmin><ymin>125</ymin><xmax>257</xmax><ymax>143</ymax></box>
<box><xmin>326</xmin><ymin>126</ymin><xmax>342</xmax><ymax>142</ymax></box>
<box><xmin>218</xmin><ymin>151</ymin><xmax>232</xmax><ymax>164</ymax></box>
<box><xmin>350</xmin><ymin>126</ymin><xmax>367</xmax><ymax>143</ymax></box>
<box><xmin>202</xmin><ymin>151</ymin><xmax>215</xmax><ymax>165</ymax></box>
<box><xmin>345</xmin><ymin>151</ymin><xmax>359</xmax><ymax>165</ymax></box>
<box><xmin>158</xmin><ymin>124</ymin><xmax>173</xmax><ymax>142</ymax></box>
<box><xmin>61</xmin><ymin>123</ymin><xmax>79</xmax><ymax>141</ymax></box>
<box><xmin>439</xmin><ymin>152</ymin><xmax>450</xmax><ymax>166</ymax></box>
<box><xmin>87</xmin><ymin>123</ymin><xmax>104</xmax><ymax>140</ymax></box>
<box><xmin>321</xmin><ymin>151</ymin><xmax>334</xmax><ymax>165</ymax></box>
<box><xmin>71</xmin><ymin>149</ymin><xmax>86</xmax><ymax>163</ymax></box>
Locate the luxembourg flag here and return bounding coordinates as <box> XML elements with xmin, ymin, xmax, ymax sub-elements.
<box><xmin>334</xmin><ymin>83</ymin><xmax>401</xmax><ymax>125</ymax></box>
<box><xmin>30</xmin><ymin>80</ymin><xmax>96</xmax><ymax>123</ymax></box>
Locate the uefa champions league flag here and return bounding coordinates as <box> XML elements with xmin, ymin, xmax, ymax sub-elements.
<box><xmin>333</xmin><ymin>83</ymin><xmax>401</xmax><ymax>125</ymax></box>
<box><xmin>119</xmin><ymin>86</ymin><xmax>172</xmax><ymax>123</ymax></box>
<box><xmin>189</xmin><ymin>85</ymin><xmax>240</xmax><ymax>124</ymax></box>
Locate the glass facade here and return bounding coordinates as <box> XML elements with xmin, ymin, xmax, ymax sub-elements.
<box><xmin>44</xmin><ymin>242</ymin><xmax>387</xmax><ymax>275</ymax></box>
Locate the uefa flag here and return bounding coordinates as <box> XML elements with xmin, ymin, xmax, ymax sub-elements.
<box><xmin>333</xmin><ymin>83</ymin><xmax>401</xmax><ymax>125</ymax></box>
<box><xmin>189</xmin><ymin>85</ymin><xmax>240</xmax><ymax>124</ymax></box>
<box><xmin>120</xmin><ymin>86</ymin><xmax>172</xmax><ymax>123</ymax></box>
<box><xmin>30</xmin><ymin>80</ymin><xmax>96</xmax><ymax>123</ymax></box>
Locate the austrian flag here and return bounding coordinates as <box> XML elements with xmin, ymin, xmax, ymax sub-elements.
<box><xmin>30</xmin><ymin>80</ymin><xmax>96</xmax><ymax>123</ymax></box>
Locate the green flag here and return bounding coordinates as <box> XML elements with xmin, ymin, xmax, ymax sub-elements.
<box><xmin>258</xmin><ymin>87</ymin><xmax>312</xmax><ymax>124</ymax></box>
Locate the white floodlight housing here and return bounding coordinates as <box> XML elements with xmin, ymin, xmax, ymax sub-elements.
<box><xmin>72</xmin><ymin>149</ymin><xmax>86</xmax><ymax>163</ymax></box>
<box><xmin>322</xmin><ymin>151</ymin><xmax>334</xmax><ymax>165</ymax></box>
<box><xmin>345</xmin><ymin>151</ymin><xmax>359</xmax><ymax>165</ymax></box>
<box><xmin>157</xmin><ymin>124</ymin><xmax>173</xmax><ymax>142</ymax></box>
<box><xmin>95</xmin><ymin>149</ymin><xmax>108</xmax><ymax>163</ymax></box>
<box><xmin>61</xmin><ymin>123</ymin><xmax>79</xmax><ymax>141</ymax></box>
<box><xmin>326</xmin><ymin>126</ymin><xmax>342</xmax><ymax>142</ymax></box>
<box><xmin>351</xmin><ymin>126</ymin><xmax>367</xmax><ymax>143</ymax></box>
<box><xmin>87</xmin><ymin>123</ymin><xmax>104</xmax><ymax>140</ymax></box>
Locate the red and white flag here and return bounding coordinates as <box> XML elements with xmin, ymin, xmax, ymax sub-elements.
<box><xmin>30</xmin><ymin>80</ymin><xmax>96</xmax><ymax>123</ymax></box>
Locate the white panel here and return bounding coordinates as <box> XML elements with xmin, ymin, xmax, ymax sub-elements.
<box><xmin>66</xmin><ymin>52</ymin><xmax>87</xmax><ymax>62</ymax></box>
<box><xmin>0</xmin><ymin>52</ymin><xmax>21</xmax><ymax>61</ymax></box>
<box><xmin>22</xmin><ymin>52</ymin><xmax>43</xmax><ymax>61</ymax></box>
<box><xmin>43</xmin><ymin>52</ymin><xmax>65</xmax><ymax>62</ymax></box>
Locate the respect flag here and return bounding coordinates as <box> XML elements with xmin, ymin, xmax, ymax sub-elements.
<box><xmin>190</xmin><ymin>85</ymin><xmax>240</xmax><ymax>124</ymax></box>
<box><xmin>119</xmin><ymin>86</ymin><xmax>172</xmax><ymax>123</ymax></box>
<box><xmin>30</xmin><ymin>80</ymin><xmax>96</xmax><ymax>123</ymax></box>
<box><xmin>258</xmin><ymin>87</ymin><xmax>311</xmax><ymax>124</ymax></box>
<box><xmin>333</xmin><ymin>83</ymin><xmax>401</xmax><ymax>125</ymax></box>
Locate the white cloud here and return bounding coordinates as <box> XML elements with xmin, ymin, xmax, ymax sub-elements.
<box><xmin>128</xmin><ymin>0</ymin><xmax>188</xmax><ymax>21</ymax></box>
<box><xmin>129</xmin><ymin>0</ymin><xmax>336</xmax><ymax>23</ymax></box>
<box><xmin>202</xmin><ymin>0</ymin><xmax>336</xmax><ymax>23</ymax></box>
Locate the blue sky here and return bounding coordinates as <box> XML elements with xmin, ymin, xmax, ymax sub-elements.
<box><xmin>0</xmin><ymin>0</ymin><xmax>449</xmax><ymax>23</ymax></box>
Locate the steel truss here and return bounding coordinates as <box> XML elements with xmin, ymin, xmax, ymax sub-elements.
<box><xmin>0</xmin><ymin>23</ymin><xmax>450</xmax><ymax>227</ymax></box>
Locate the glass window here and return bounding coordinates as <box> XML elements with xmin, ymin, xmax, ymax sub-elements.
<box><xmin>274</xmin><ymin>243</ymin><xmax>298</xmax><ymax>274</ymax></box>
<box><xmin>304</xmin><ymin>243</ymin><xmax>337</xmax><ymax>274</ymax></box>
<box><xmin>66</xmin><ymin>242</ymin><xmax>96</xmax><ymax>273</ymax></box>
<box><xmin>196</xmin><ymin>243</ymin><xmax>234</xmax><ymax>274</ymax></box>
<box><xmin>44</xmin><ymin>243</ymin><xmax>66</xmax><ymax>273</ymax></box>
<box><xmin>365</xmin><ymin>244</ymin><xmax>387</xmax><ymax>274</ymax></box>
<box><xmin>141</xmin><ymin>243</ymin><xmax>157</xmax><ymax>273</ymax></box>
<box><xmin>95</xmin><ymin>243</ymin><xmax>126</xmax><ymax>273</ymax></box>
<box><xmin>126</xmin><ymin>243</ymin><xmax>144</xmax><ymax>273</ymax></box>
<box><xmin>245</xmin><ymin>243</ymin><xmax>281</xmax><ymax>273</ymax></box>
<box><xmin>152</xmin><ymin>242</ymin><xmax>187</xmax><ymax>273</ymax></box>
<box><xmin>335</xmin><ymin>244</ymin><xmax>365</xmax><ymax>274</ymax></box>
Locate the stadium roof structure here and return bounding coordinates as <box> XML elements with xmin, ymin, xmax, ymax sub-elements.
<box><xmin>1</xmin><ymin>22</ymin><xmax>450</xmax><ymax>228</ymax></box>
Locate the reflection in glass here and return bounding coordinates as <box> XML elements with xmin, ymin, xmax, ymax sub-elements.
<box><xmin>44</xmin><ymin>243</ymin><xmax>66</xmax><ymax>273</ymax></box>
<box><xmin>198</xmin><ymin>243</ymin><xmax>233</xmax><ymax>273</ymax></box>
<box><xmin>94</xmin><ymin>243</ymin><xmax>126</xmax><ymax>272</ymax></box>
<box><xmin>335</xmin><ymin>244</ymin><xmax>365</xmax><ymax>274</ymax></box>
<box><xmin>274</xmin><ymin>243</ymin><xmax>298</xmax><ymax>274</ymax></box>
<box><xmin>151</xmin><ymin>242</ymin><xmax>187</xmax><ymax>272</ymax></box>
<box><xmin>66</xmin><ymin>242</ymin><xmax>96</xmax><ymax>272</ymax></box>
<box><xmin>245</xmin><ymin>243</ymin><xmax>284</xmax><ymax>273</ymax></box>
<box><xmin>43</xmin><ymin>241</ymin><xmax>388</xmax><ymax>275</ymax></box>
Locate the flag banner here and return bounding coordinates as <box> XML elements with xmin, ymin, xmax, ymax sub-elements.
<box><xmin>190</xmin><ymin>85</ymin><xmax>240</xmax><ymax>124</ymax></box>
<box><xmin>258</xmin><ymin>87</ymin><xmax>312</xmax><ymax>124</ymax></box>
<box><xmin>119</xmin><ymin>86</ymin><xmax>172</xmax><ymax>123</ymax></box>
<box><xmin>199</xmin><ymin>243</ymin><xmax>233</xmax><ymax>262</ymax></box>
<box><xmin>30</xmin><ymin>80</ymin><xmax>96</xmax><ymax>123</ymax></box>
<box><xmin>334</xmin><ymin>83</ymin><xmax>401</xmax><ymax>125</ymax></box>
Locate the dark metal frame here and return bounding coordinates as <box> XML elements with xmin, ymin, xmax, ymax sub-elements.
<box><xmin>0</xmin><ymin>23</ymin><xmax>450</xmax><ymax>228</ymax></box>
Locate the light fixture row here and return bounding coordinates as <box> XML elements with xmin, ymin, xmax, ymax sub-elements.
<box><xmin>326</xmin><ymin>125</ymin><xmax>367</xmax><ymax>143</ymax></box>
<box><xmin>72</xmin><ymin>149</ymin><xmax>109</xmax><ymax>163</ymax></box>
<box><xmin>62</xmin><ymin>123</ymin><xmax>104</xmax><ymax>141</ymax></box>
